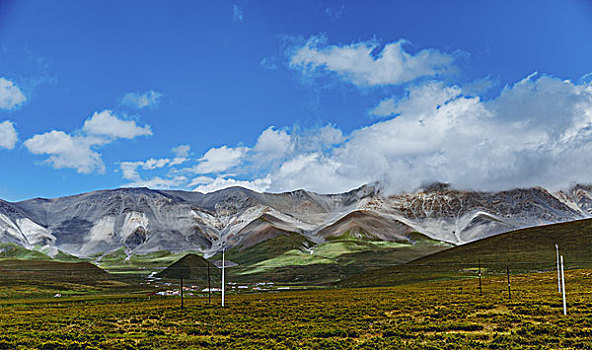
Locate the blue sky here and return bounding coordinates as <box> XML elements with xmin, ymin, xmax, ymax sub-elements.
<box><xmin>1</xmin><ymin>0</ymin><xmax>592</xmax><ymax>201</ymax></box>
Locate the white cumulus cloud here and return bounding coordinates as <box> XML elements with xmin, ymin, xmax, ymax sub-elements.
<box><xmin>172</xmin><ymin>144</ymin><xmax>190</xmax><ymax>158</ymax></box>
<box><xmin>170</xmin><ymin>144</ymin><xmax>190</xmax><ymax>166</ymax></box>
<box><xmin>191</xmin><ymin>145</ymin><xmax>248</xmax><ymax>174</ymax></box>
<box><xmin>122</xmin><ymin>175</ymin><xmax>188</xmax><ymax>189</ymax></box>
<box><xmin>254</xmin><ymin>126</ymin><xmax>293</xmax><ymax>161</ymax></box>
<box><xmin>290</xmin><ymin>36</ymin><xmax>455</xmax><ymax>87</ymax></box>
<box><xmin>119</xmin><ymin>145</ymin><xmax>192</xmax><ymax>187</ymax></box>
<box><xmin>120</xmin><ymin>158</ymin><xmax>171</xmax><ymax>181</ymax></box>
<box><xmin>120</xmin><ymin>161</ymin><xmax>144</xmax><ymax>181</ymax></box>
<box><xmin>82</xmin><ymin>110</ymin><xmax>152</xmax><ymax>139</ymax></box>
<box><xmin>143</xmin><ymin>158</ymin><xmax>170</xmax><ymax>170</ymax></box>
<box><xmin>193</xmin><ymin>176</ymin><xmax>271</xmax><ymax>193</ymax></box>
<box><xmin>0</xmin><ymin>121</ymin><xmax>18</xmax><ymax>149</ymax></box>
<box><xmin>188</xmin><ymin>175</ymin><xmax>214</xmax><ymax>188</ymax></box>
<box><xmin>25</xmin><ymin>110</ymin><xmax>152</xmax><ymax>174</ymax></box>
<box><xmin>0</xmin><ymin>78</ymin><xmax>26</xmax><ymax>110</ymax></box>
<box><xmin>24</xmin><ymin>130</ymin><xmax>106</xmax><ymax>174</ymax></box>
<box><xmin>121</xmin><ymin>90</ymin><xmax>162</xmax><ymax>109</ymax></box>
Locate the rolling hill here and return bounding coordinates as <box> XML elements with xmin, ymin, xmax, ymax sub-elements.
<box><xmin>0</xmin><ymin>258</ymin><xmax>128</xmax><ymax>298</ymax></box>
<box><xmin>156</xmin><ymin>253</ymin><xmax>219</xmax><ymax>283</ymax></box>
<box><xmin>340</xmin><ymin>218</ymin><xmax>592</xmax><ymax>287</ymax></box>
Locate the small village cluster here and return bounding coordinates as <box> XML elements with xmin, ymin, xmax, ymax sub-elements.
<box><xmin>149</xmin><ymin>281</ymin><xmax>289</xmax><ymax>297</ymax></box>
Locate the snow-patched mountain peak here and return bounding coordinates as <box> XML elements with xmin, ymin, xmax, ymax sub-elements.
<box><xmin>0</xmin><ymin>184</ymin><xmax>590</xmax><ymax>258</ymax></box>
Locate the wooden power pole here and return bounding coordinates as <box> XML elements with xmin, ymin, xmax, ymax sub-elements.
<box><xmin>478</xmin><ymin>260</ymin><xmax>482</xmax><ymax>296</ymax></box>
<box><xmin>207</xmin><ymin>261</ymin><xmax>211</xmax><ymax>304</ymax></box>
<box><xmin>180</xmin><ymin>275</ymin><xmax>184</xmax><ymax>310</ymax></box>
<box><xmin>506</xmin><ymin>266</ymin><xmax>511</xmax><ymax>300</ymax></box>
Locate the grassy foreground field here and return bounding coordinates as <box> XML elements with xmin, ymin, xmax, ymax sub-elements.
<box><xmin>1</xmin><ymin>269</ymin><xmax>591</xmax><ymax>349</ymax></box>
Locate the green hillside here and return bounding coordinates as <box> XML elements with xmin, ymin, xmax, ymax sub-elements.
<box><xmin>0</xmin><ymin>242</ymin><xmax>84</xmax><ymax>262</ymax></box>
<box><xmin>0</xmin><ymin>243</ymin><xmax>53</xmax><ymax>260</ymax></box>
<box><xmin>227</xmin><ymin>231</ymin><xmax>450</xmax><ymax>285</ymax></box>
<box><xmin>213</xmin><ymin>232</ymin><xmax>314</xmax><ymax>266</ymax></box>
<box><xmin>0</xmin><ymin>259</ymin><xmax>128</xmax><ymax>298</ymax></box>
<box><xmin>94</xmin><ymin>248</ymin><xmax>203</xmax><ymax>273</ymax></box>
<box><xmin>341</xmin><ymin>218</ymin><xmax>592</xmax><ymax>287</ymax></box>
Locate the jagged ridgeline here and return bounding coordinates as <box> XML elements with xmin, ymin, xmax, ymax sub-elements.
<box><xmin>156</xmin><ymin>254</ymin><xmax>220</xmax><ymax>283</ymax></box>
<box><xmin>1</xmin><ymin>183</ymin><xmax>592</xmax><ymax>263</ymax></box>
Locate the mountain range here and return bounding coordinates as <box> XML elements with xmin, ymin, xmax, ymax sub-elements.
<box><xmin>1</xmin><ymin>183</ymin><xmax>592</xmax><ymax>260</ymax></box>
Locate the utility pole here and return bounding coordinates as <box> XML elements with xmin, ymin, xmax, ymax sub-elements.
<box><xmin>478</xmin><ymin>260</ymin><xmax>482</xmax><ymax>296</ymax></box>
<box><xmin>506</xmin><ymin>266</ymin><xmax>511</xmax><ymax>300</ymax></box>
<box><xmin>560</xmin><ymin>255</ymin><xmax>567</xmax><ymax>315</ymax></box>
<box><xmin>556</xmin><ymin>244</ymin><xmax>561</xmax><ymax>293</ymax></box>
<box><xmin>221</xmin><ymin>243</ymin><xmax>225</xmax><ymax>307</ymax></box>
<box><xmin>207</xmin><ymin>260</ymin><xmax>211</xmax><ymax>304</ymax></box>
<box><xmin>180</xmin><ymin>275</ymin><xmax>184</xmax><ymax>310</ymax></box>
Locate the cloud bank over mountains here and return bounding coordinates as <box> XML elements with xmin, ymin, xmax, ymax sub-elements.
<box><xmin>179</xmin><ymin>73</ymin><xmax>592</xmax><ymax>194</ymax></box>
<box><xmin>119</xmin><ymin>37</ymin><xmax>592</xmax><ymax>195</ymax></box>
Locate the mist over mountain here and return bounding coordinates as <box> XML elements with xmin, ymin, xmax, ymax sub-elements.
<box><xmin>0</xmin><ymin>183</ymin><xmax>590</xmax><ymax>259</ymax></box>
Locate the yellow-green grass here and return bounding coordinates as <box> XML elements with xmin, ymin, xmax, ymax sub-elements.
<box><xmin>0</xmin><ymin>269</ymin><xmax>590</xmax><ymax>349</ymax></box>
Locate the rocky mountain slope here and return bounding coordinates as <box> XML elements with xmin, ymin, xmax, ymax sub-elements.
<box><xmin>0</xmin><ymin>183</ymin><xmax>589</xmax><ymax>258</ymax></box>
